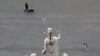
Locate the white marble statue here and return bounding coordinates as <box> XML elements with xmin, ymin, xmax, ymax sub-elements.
<box><xmin>42</xmin><ymin>27</ymin><xmax>61</xmax><ymax>56</ymax></box>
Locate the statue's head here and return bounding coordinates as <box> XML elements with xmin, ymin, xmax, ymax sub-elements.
<box><xmin>47</xmin><ymin>27</ymin><xmax>52</xmax><ymax>40</ymax></box>
<box><xmin>47</xmin><ymin>27</ymin><xmax>52</xmax><ymax>33</ymax></box>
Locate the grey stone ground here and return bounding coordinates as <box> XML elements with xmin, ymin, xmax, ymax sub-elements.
<box><xmin>0</xmin><ymin>0</ymin><xmax>100</xmax><ymax>56</ymax></box>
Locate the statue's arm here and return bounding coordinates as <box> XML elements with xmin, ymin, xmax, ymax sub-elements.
<box><xmin>57</xmin><ymin>31</ymin><xmax>61</xmax><ymax>39</ymax></box>
<box><xmin>42</xmin><ymin>39</ymin><xmax>47</xmax><ymax>54</ymax></box>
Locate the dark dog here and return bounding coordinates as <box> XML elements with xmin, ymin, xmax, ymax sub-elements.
<box><xmin>28</xmin><ymin>9</ymin><xmax>34</xmax><ymax>13</ymax></box>
<box><xmin>24</xmin><ymin>9</ymin><xmax>34</xmax><ymax>13</ymax></box>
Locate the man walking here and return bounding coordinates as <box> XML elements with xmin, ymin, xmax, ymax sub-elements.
<box><xmin>25</xmin><ymin>2</ymin><xmax>28</xmax><ymax>11</ymax></box>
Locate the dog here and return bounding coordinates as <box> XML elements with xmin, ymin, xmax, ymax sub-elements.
<box><xmin>24</xmin><ymin>9</ymin><xmax>34</xmax><ymax>13</ymax></box>
<box><xmin>28</xmin><ymin>9</ymin><xmax>34</xmax><ymax>13</ymax></box>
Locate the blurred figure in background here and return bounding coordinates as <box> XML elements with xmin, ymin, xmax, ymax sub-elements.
<box><xmin>24</xmin><ymin>2</ymin><xmax>34</xmax><ymax>13</ymax></box>
<box><xmin>25</xmin><ymin>2</ymin><xmax>28</xmax><ymax>11</ymax></box>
